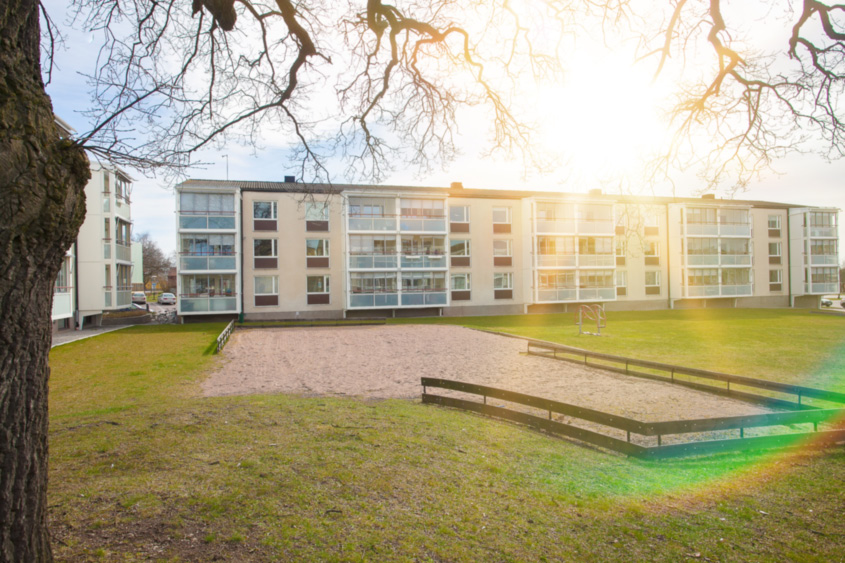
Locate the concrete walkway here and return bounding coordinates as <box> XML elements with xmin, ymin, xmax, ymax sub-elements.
<box><xmin>51</xmin><ymin>325</ymin><xmax>132</xmax><ymax>348</ymax></box>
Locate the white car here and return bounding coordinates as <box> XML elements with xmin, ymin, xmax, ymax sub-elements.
<box><xmin>131</xmin><ymin>291</ymin><xmax>146</xmax><ymax>304</ymax></box>
<box><xmin>158</xmin><ymin>292</ymin><xmax>176</xmax><ymax>305</ymax></box>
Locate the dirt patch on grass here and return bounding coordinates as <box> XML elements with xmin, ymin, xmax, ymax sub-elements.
<box><xmin>204</xmin><ymin>325</ymin><xmax>769</xmax><ymax>427</ymax></box>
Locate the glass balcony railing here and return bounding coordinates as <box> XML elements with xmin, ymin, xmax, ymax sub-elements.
<box><xmin>806</xmin><ymin>226</ymin><xmax>837</xmax><ymax>237</ymax></box>
<box><xmin>537</xmin><ymin>255</ymin><xmax>577</xmax><ymax>268</ymax></box>
<box><xmin>537</xmin><ymin>288</ymin><xmax>577</xmax><ymax>302</ymax></box>
<box><xmin>536</xmin><ymin>219</ymin><xmax>576</xmax><ymax>234</ymax></box>
<box><xmin>179</xmin><ymin>213</ymin><xmax>236</xmax><ymax>229</ymax></box>
<box><xmin>576</xmin><ymin>219</ymin><xmax>614</xmax><ymax>234</ymax></box>
<box><xmin>685</xmin><ymin>222</ymin><xmax>751</xmax><ymax>237</ymax></box>
<box><xmin>349</xmin><ymin>292</ymin><xmax>400</xmax><ymax>308</ymax></box>
<box><xmin>115</xmin><ymin>242</ymin><xmax>131</xmax><ymax>262</ymax></box>
<box><xmin>180</xmin><ymin>254</ymin><xmax>237</xmax><ymax>271</ymax></box>
<box><xmin>686</xmin><ymin>254</ymin><xmax>751</xmax><ymax>266</ymax></box>
<box><xmin>578</xmin><ymin>254</ymin><xmax>615</xmax><ymax>268</ymax></box>
<box><xmin>104</xmin><ymin>289</ymin><xmax>112</xmax><ymax>307</ymax></box>
<box><xmin>348</xmin><ymin>215</ymin><xmax>397</xmax><ymax>231</ymax></box>
<box><xmin>400</xmin><ymin>255</ymin><xmax>447</xmax><ymax>268</ymax></box>
<box><xmin>399</xmin><ymin>216</ymin><xmax>447</xmax><ymax>232</ymax></box>
<box><xmin>686</xmin><ymin>254</ymin><xmax>719</xmax><ymax>266</ymax></box>
<box><xmin>686</xmin><ymin>284</ymin><xmax>752</xmax><ymax>297</ymax></box>
<box><xmin>577</xmin><ymin>287</ymin><xmax>616</xmax><ymax>301</ymax></box>
<box><xmin>805</xmin><ymin>283</ymin><xmax>838</xmax><ymax>294</ymax></box>
<box><xmin>809</xmin><ymin>254</ymin><xmax>838</xmax><ymax>265</ymax></box>
<box><xmin>116</xmin><ymin>288</ymin><xmax>132</xmax><ymax>307</ymax></box>
<box><xmin>180</xmin><ymin>294</ymin><xmax>238</xmax><ymax>312</ymax></box>
<box><xmin>400</xmin><ymin>291</ymin><xmax>448</xmax><ymax>306</ymax></box>
<box><xmin>719</xmin><ymin>254</ymin><xmax>752</xmax><ymax>266</ymax></box>
<box><xmin>349</xmin><ymin>254</ymin><xmax>399</xmax><ymax>269</ymax></box>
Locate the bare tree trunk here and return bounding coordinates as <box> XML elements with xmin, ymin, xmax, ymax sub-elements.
<box><xmin>0</xmin><ymin>1</ymin><xmax>90</xmax><ymax>560</ymax></box>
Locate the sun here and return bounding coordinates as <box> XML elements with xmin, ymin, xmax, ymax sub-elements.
<box><xmin>535</xmin><ymin>52</ymin><xmax>670</xmax><ymax>187</ymax></box>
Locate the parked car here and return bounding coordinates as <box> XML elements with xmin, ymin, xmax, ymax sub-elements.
<box><xmin>158</xmin><ymin>292</ymin><xmax>176</xmax><ymax>305</ymax></box>
<box><xmin>821</xmin><ymin>299</ymin><xmax>833</xmax><ymax>307</ymax></box>
<box><xmin>131</xmin><ymin>291</ymin><xmax>146</xmax><ymax>304</ymax></box>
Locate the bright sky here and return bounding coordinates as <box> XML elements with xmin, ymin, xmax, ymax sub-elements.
<box><xmin>43</xmin><ymin>1</ymin><xmax>845</xmax><ymax>259</ymax></box>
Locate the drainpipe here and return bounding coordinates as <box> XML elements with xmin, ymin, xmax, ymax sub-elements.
<box><xmin>73</xmin><ymin>243</ymin><xmax>81</xmax><ymax>329</ymax></box>
<box><xmin>239</xmin><ymin>193</ymin><xmax>245</xmax><ymax>322</ymax></box>
<box><xmin>787</xmin><ymin>212</ymin><xmax>793</xmax><ymax>308</ymax></box>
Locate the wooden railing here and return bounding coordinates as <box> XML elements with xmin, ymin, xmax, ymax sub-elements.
<box><xmin>421</xmin><ymin>378</ymin><xmax>845</xmax><ymax>459</ymax></box>
<box><xmin>216</xmin><ymin>320</ymin><xmax>235</xmax><ymax>354</ymax></box>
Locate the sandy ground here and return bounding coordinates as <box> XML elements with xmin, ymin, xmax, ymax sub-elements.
<box><xmin>204</xmin><ymin>325</ymin><xmax>769</xmax><ymax>431</ymax></box>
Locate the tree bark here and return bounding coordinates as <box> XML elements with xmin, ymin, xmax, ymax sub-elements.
<box><xmin>0</xmin><ymin>1</ymin><xmax>90</xmax><ymax>561</ymax></box>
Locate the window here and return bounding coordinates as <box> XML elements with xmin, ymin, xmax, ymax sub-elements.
<box><xmin>182</xmin><ymin>274</ymin><xmax>236</xmax><ymax>295</ymax></box>
<box><xmin>307</xmin><ymin>276</ymin><xmax>330</xmax><ymax>294</ymax></box>
<box><xmin>451</xmin><ymin>273</ymin><xmax>471</xmax><ymax>290</ymax></box>
<box><xmin>768</xmin><ymin>215</ymin><xmax>781</xmax><ymax>229</ymax></box>
<box><xmin>688</xmin><ymin>269</ymin><xmax>719</xmax><ymax>286</ymax></box>
<box><xmin>720</xmin><ymin>239</ymin><xmax>749</xmax><ymax>255</ymax></box>
<box><xmin>350</xmin><ymin>235</ymin><xmax>397</xmax><ymax>255</ymax></box>
<box><xmin>255</xmin><ymin>276</ymin><xmax>278</xmax><ymax>295</ymax></box>
<box><xmin>643</xmin><ymin>241</ymin><xmax>659</xmax><ymax>256</ymax></box>
<box><xmin>686</xmin><ymin>207</ymin><xmax>716</xmax><ymax>224</ymax></box>
<box><xmin>351</xmin><ymin>272</ymin><xmax>397</xmax><ymax>293</ymax></box>
<box><xmin>401</xmin><ymin>272</ymin><xmax>447</xmax><ymax>291</ymax></box>
<box><xmin>810</xmin><ymin>239</ymin><xmax>837</xmax><ymax>256</ymax></box>
<box><xmin>578</xmin><ymin>237</ymin><xmax>612</xmax><ymax>255</ymax></box>
<box><xmin>769</xmin><ymin>242</ymin><xmax>781</xmax><ymax>256</ymax></box>
<box><xmin>103</xmin><ymin>218</ymin><xmax>110</xmax><ymax>239</ymax></box>
<box><xmin>808</xmin><ymin>211</ymin><xmax>836</xmax><ymax>227</ymax></box>
<box><xmin>579</xmin><ymin>270</ymin><xmax>614</xmax><ymax>288</ymax></box>
<box><xmin>402</xmin><ymin>235</ymin><xmax>445</xmax><ymax>255</ymax></box>
<box><xmin>493</xmin><ymin>239</ymin><xmax>513</xmax><ymax>256</ymax></box>
<box><xmin>401</xmin><ymin>198</ymin><xmax>445</xmax><ymax>217</ymax></box>
<box><xmin>180</xmin><ymin>192</ymin><xmax>235</xmax><ymax>214</ymax></box>
<box><xmin>493</xmin><ymin>273</ymin><xmax>513</xmax><ymax>289</ymax></box>
<box><xmin>55</xmin><ymin>259</ymin><xmax>71</xmax><ymax>293</ymax></box>
<box><xmin>254</xmin><ymin>239</ymin><xmax>277</xmax><ymax>257</ymax></box>
<box><xmin>450</xmin><ymin>206</ymin><xmax>470</xmax><ymax>223</ymax></box>
<box><xmin>538</xmin><ymin>236</ymin><xmax>575</xmax><ymax>255</ymax></box>
<box><xmin>722</xmin><ymin>269</ymin><xmax>751</xmax><ymax>286</ymax></box>
<box><xmin>616</xmin><ymin>271</ymin><xmax>627</xmax><ymax>287</ymax></box>
<box><xmin>181</xmin><ymin>234</ymin><xmax>235</xmax><ymax>255</ymax></box>
<box><xmin>811</xmin><ymin>268</ymin><xmax>838</xmax><ymax>284</ymax></box>
<box><xmin>645</xmin><ymin>271</ymin><xmax>660</xmax><ymax>286</ymax></box>
<box><xmin>306</xmin><ymin>239</ymin><xmax>329</xmax><ymax>257</ymax></box>
<box><xmin>720</xmin><ymin>209</ymin><xmax>748</xmax><ymax>225</ymax></box>
<box><xmin>254</xmin><ymin>201</ymin><xmax>277</xmax><ymax>219</ymax></box>
<box><xmin>492</xmin><ymin>207</ymin><xmax>511</xmax><ymax>224</ymax></box>
<box><xmin>539</xmin><ymin>271</ymin><xmax>576</xmax><ymax>289</ymax></box>
<box><xmin>615</xmin><ymin>239</ymin><xmax>626</xmax><ymax>256</ymax></box>
<box><xmin>305</xmin><ymin>202</ymin><xmax>329</xmax><ymax>221</ymax></box>
<box><xmin>687</xmin><ymin>238</ymin><xmax>719</xmax><ymax>255</ymax></box>
<box><xmin>769</xmin><ymin>270</ymin><xmax>782</xmax><ymax>283</ymax></box>
<box><xmin>644</xmin><ymin>209</ymin><xmax>660</xmax><ymax>227</ymax></box>
<box><xmin>450</xmin><ymin>239</ymin><xmax>470</xmax><ymax>256</ymax></box>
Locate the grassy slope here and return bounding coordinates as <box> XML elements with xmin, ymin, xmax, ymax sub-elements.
<box><xmin>390</xmin><ymin>309</ymin><xmax>845</xmax><ymax>391</ymax></box>
<box><xmin>48</xmin><ymin>317</ymin><xmax>845</xmax><ymax>562</ymax></box>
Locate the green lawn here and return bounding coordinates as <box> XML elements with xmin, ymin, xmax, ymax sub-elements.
<box><xmin>390</xmin><ymin>308</ymin><xmax>845</xmax><ymax>391</ymax></box>
<box><xmin>47</xmin><ymin>314</ymin><xmax>845</xmax><ymax>562</ymax></box>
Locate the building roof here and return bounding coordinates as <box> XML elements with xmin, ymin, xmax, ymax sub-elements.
<box><xmin>176</xmin><ymin>178</ymin><xmax>820</xmax><ymax>210</ymax></box>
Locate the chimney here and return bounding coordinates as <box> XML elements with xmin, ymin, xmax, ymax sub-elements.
<box><xmin>284</xmin><ymin>175</ymin><xmax>296</xmax><ymax>183</ymax></box>
<box><xmin>701</xmin><ymin>193</ymin><xmax>716</xmax><ymax>200</ymax></box>
<box><xmin>588</xmin><ymin>188</ymin><xmax>602</xmax><ymax>196</ymax></box>
<box><xmin>451</xmin><ymin>182</ymin><xmax>464</xmax><ymax>189</ymax></box>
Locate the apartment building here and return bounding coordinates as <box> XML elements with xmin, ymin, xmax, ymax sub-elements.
<box><xmin>174</xmin><ymin>179</ymin><xmax>839</xmax><ymax>320</ymax></box>
<box><xmin>50</xmin><ymin>158</ymin><xmax>137</xmax><ymax>331</ymax></box>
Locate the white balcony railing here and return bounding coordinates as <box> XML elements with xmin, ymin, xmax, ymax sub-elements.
<box><xmin>400</xmin><ymin>255</ymin><xmax>447</xmax><ymax>269</ymax></box>
<box><xmin>180</xmin><ymin>294</ymin><xmax>238</xmax><ymax>312</ymax></box>
<box><xmin>400</xmin><ymin>290</ymin><xmax>448</xmax><ymax>306</ymax></box>
<box><xmin>348</xmin><ymin>215</ymin><xmax>397</xmax><ymax>232</ymax></box>
<box><xmin>180</xmin><ymin>255</ymin><xmax>238</xmax><ymax>271</ymax></box>
<box><xmin>805</xmin><ymin>283</ymin><xmax>838</xmax><ymax>294</ymax></box>
<box><xmin>537</xmin><ymin>255</ymin><xmax>577</xmax><ymax>268</ymax></box>
<box><xmin>809</xmin><ymin>254</ymin><xmax>838</xmax><ymax>265</ymax></box>
<box><xmin>537</xmin><ymin>288</ymin><xmax>577</xmax><ymax>302</ymax></box>
<box><xmin>349</xmin><ymin>254</ymin><xmax>399</xmax><ymax>269</ymax></box>
<box><xmin>349</xmin><ymin>292</ymin><xmax>400</xmax><ymax>308</ymax></box>
<box><xmin>179</xmin><ymin>213</ymin><xmax>237</xmax><ymax>230</ymax></box>
<box><xmin>577</xmin><ymin>287</ymin><xmax>616</xmax><ymax>301</ymax></box>
<box><xmin>578</xmin><ymin>254</ymin><xmax>615</xmax><ymax>268</ymax></box>
<box><xmin>685</xmin><ymin>223</ymin><xmax>751</xmax><ymax>237</ymax></box>
<box><xmin>719</xmin><ymin>254</ymin><xmax>752</xmax><ymax>266</ymax></box>
<box><xmin>115</xmin><ymin>242</ymin><xmax>132</xmax><ymax>262</ymax></box>
<box><xmin>399</xmin><ymin>216</ymin><xmax>447</xmax><ymax>232</ymax></box>
<box><xmin>52</xmin><ymin>292</ymin><xmax>73</xmax><ymax>319</ymax></box>
<box><xmin>536</xmin><ymin>219</ymin><xmax>576</xmax><ymax>234</ymax></box>
<box><xmin>576</xmin><ymin>219</ymin><xmax>614</xmax><ymax>234</ymax></box>
<box><xmin>806</xmin><ymin>226</ymin><xmax>837</xmax><ymax>237</ymax></box>
<box><xmin>686</xmin><ymin>284</ymin><xmax>752</xmax><ymax>297</ymax></box>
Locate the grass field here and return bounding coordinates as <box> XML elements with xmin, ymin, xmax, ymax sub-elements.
<box><xmin>47</xmin><ymin>313</ymin><xmax>845</xmax><ymax>562</ymax></box>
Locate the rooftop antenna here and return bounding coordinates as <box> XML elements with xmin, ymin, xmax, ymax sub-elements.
<box><xmin>222</xmin><ymin>154</ymin><xmax>229</xmax><ymax>181</ymax></box>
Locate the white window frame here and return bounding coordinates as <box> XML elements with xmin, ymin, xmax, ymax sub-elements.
<box><xmin>768</xmin><ymin>242</ymin><xmax>782</xmax><ymax>257</ymax></box>
<box><xmin>616</xmin><ymin>270</ymin><xmax>627</xmax><ymax>287</ymax></box>
<box><xmin>615</xmin><ymin>238</ymin><xmax>626</xmax><ymax>257</ymax></box>
<box><xmin>492</xmin><ymin>206</ymin><xmax>512</xmax><ymax>224</ymax></box>
<box><xmin>643</xmin><ymin>240</ymin><xmax>659</xmax><ymax>257</ymax></box>
<box><xmin>306</xmin><ymin>239</ymin><xmax>330</xmax><ymax>257</ymax></box>
<box><xmin>493</xmin><ymin>272</ymin><xmax>513</xmax><ymax>290</ymax></box>
<box><xmin>451</xmin><ymin>273</ymin><xmax>471</xmax><ymax>291</ymax></box>
<box><xmin>254</xmin><ymin>239</ymin><xmax>278</xmax><ymax>258</ymax></box>
<box><xmin>645</xmin><ymin>271</ymin><xmax>661</xmax><ymax>287</ymax></box>
<box><xmin>768</xmin><ymin>215</ymin><xmax>781</xmax><ymax>229</ymax></box>
<box><xmin>306</xmin><ymin>275</ymin><xmax>330</xmax><ymax>294</ymax></box>
<box><xmin>493</xmin><ymin>239</ymin><xmax>513</xmax><ymax>256</ymax></box>
<box><xmin>450</xmin><ymin>239</ymin><xmax>470</xmax><ymax>256</ymax></box>
<box><xmin>450</xmin><ymin>206</ymin><xmax>470</xmax><ymax>223</ymax></box>
<box><xmin>253</xmin><ymin>201</ymin><xmax>278</xmax><ymax>220</ymax></box>
<box><xmin>305</xmin><ymin>202</ymin><xmax>329</xmax><ymax>221</ymax></box>
<box><xmin>769</xmin><ymin>270</ymin><xmax>782</xmax><ymax>283</ymax></box>
<box><xmin>254</xmin><ymin>276</ymin><xmax>278</xmax><ymax>300</ymax></box>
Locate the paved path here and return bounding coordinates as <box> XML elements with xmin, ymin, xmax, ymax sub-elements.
<box><xmin>51</xmin><ymin>325</ymin><xmax>132</xmax><ymax>348</ymax></box>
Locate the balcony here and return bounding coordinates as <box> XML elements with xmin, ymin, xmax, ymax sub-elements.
<box><xmin>179</xmin><ymin>212</ymin><xmax>236</xmax><ymax>230</ymax></box>
<box><xmin>537</xmin><ymin>288</ymin><xmax>577</xmax><ymax>302</ymax></box>
<box><xmin>116</xmin><ymin>287</ymin><xmax>132</xmax><ymax>307</ymax></box>
<box><xmin>349</xmin><ymin>214</ymin><xmax>397</xmax><ymax>232</ymax></box>
<box><xmin>115</xmin><ymin>241</ymin><xmax>132</xmax><ymax>262</ymax></box>
<box><xmin>180</xmin><ymin>293</ymin><xmax>238</xmax><ymax>312</ymax></box>
<box><xmin>686</xmin><ymin>284</ymin><xmax>752</xmax><ymax>297</ymax></box>
<box><xmin>686</xmin><ymin>254</ymin><xmax>751</xmax><ymax>266</ymax></box>
<box><xmin>52</xmin><ymin>291</ymin><xmax>73</xmax><ymax>318</ymax></box>
<box><xmin>400</xmin><ymin>290</ymin><xmax>448</xmax><ymax>306</ymax></box>
<box><xmin>400</xmin><ymin>254</ymin><xmax>447</xmax><ymax>269</ymax></box>
<box><xmin>805</xmin><ymin>283</ymin><xmax>838</xmax><ymax>294</ymax></box>
<box><xmin>536</xmin><ymin>219</ymin><xmax>576</xmax><ymax>234</ymax></box>
<box><xmin>684</xmin><ymin>222</ymin><xmax>751</xmax><ymax>237</ymax></box>
<box><xmin>805</xmin><ymin>226</ymin><xmax>837</xmax><ymax>237</ymax></box>
<box><xmin>809</xmin><ymin>254</ymin><xmax>838</xmax><ymax>265</ymax></box>
<box><xmin>349</xmin><ymin>253</ymin><xmax>399</xmax><ymax>269</ymax></box>
<box><xmin>399</xmin><ymin>215</ymin><xmax>447</xmax><ymax>233</ymax></box>
<box><xmin>577</xmin><ymin>287</ymin><xmax>616</xmax><ymax>301</ymax></box>
<box><xmin>180</xmin><ymin>253</ymin><xmax>237</xmax><ymax>271</ymax></box>
<box><xmin>349</xmin><ymin>292</ymin><xmax>399</xmax><ymax>308</ymax></box>
<box><xmin>718</xmin><ymin>254</ymin><xmax>752</xmax><ymax>266</ymax></box>
<box><xmin>537</xmin><ymin>255</ymin><xmax>577</xmax><ymax>268</ymax></box>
